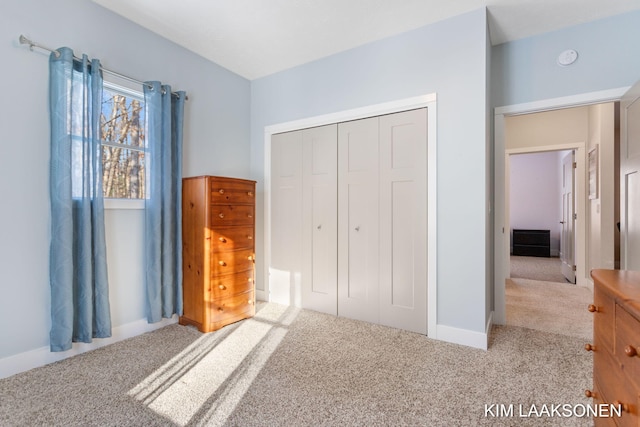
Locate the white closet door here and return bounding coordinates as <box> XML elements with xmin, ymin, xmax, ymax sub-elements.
<box><xmin>302</xmin><ymin>125</ymin><xmax>338</xmax><ymax>315</ymax></box>
<box><xmin>379</xmin><ymin>109</ymin><xmax>428</xmax><ymax>334</ymax></box>
<box><xmin>270</xmin><ymin>130</ymin><xmax>303</xmax><ymax>306</ymax></box>
<box><xmin>338</xmin><ymin>117</ymin><xmax>380</xmax><ymax>324</ymax></box>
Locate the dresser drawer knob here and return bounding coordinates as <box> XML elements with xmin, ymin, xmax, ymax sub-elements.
<box><xmin>247</xmin><ymin>235</ymin><xmax>253</xmax><ymax>240</ymax></box>
<box><xmin>584</xmin><ymin>389</ymin><xmax>596</xmax><ymax>399</ymax></box>
<box><xmin>247</xmin><ymin>191</ymin><xmax>254</xmax><ymax>197</ymax></box>
<box><xmin>248</xmin><ymin>299</ymin><xmax>254</xmax><ymax>305</ymax></box>
<box><xmin>613</xmin><ymin>401</ymin><xmax>629</xmax><ymax>413</ymax></box>
<box><xmin>219</xmin><ymin>213</ymin><xmax>225</xmax><ymax>219</ymax></box>
<box><xmin>219</xmin><ymin>260</ymin><xmax>227</xmax><ymax>266</ymax></box>
<box><xmin>218</xmin><ymin>307</ymin><xmax>224</xmax><ymax>312</ymax></box>
<box><xmin>587</xmin><ymin>304</ymin><xmax>598</xmax><ymax>313</ymax></box>
<box><xmin>248</xmin><ymin>278</ymin><xmax>253</xmax><ymax>283</ymax></box>
<box><xmin>248</xmin><ymin>255</ymin><xmax>254</xmax><ymax>261</ymax></box>
<box><xmin>219</xmin><ymin>237</ymin><xmax>227</xmax><ymax>243</ymax></box>
<box><xmin>218</xmin><ymin>188</ymin><xmax>225</xmax><ymax>194</ymax></box>
<box><xmin>219</xmin><ymin>285</ymin><xmax>226</xmax><ymax>290</ymax></box>
<box><xmin>584</xmin><ymin>343</ymin><xmax>595</xmax><ymax>352</ymax></box>
<box><xmin>247</xmin><ymin>214</ymin><xmax>253</xmax><ymax>219</ymax></box>
<box><xmin>624</xmin><ymin>345</ymin><xmax>638</xmax><ymax>357</ymax></box>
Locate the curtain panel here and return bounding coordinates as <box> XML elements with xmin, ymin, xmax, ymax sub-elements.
<box><xmin>144</xmin><ymin>82</ymin><xmax>185</xmax><ymax>322</ymax></box>
<box><xmin>49</xmin><ymin>47</ymin><xmax>111</xmax><ymax>352</ymax></box>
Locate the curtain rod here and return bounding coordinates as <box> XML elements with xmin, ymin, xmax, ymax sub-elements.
<box><xmin>19</xmin><ymin>35</ymin><xmax>188</xmax><ymax>100</ymax></box>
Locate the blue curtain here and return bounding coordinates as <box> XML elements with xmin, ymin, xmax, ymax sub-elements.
<box><xmin>144</xmin><ymin>82</ymin><xmax>185</xmax><ymax>322</ymax></box>
<box><xmin>49</xmin><ymin>47</ymin><xmax>111</xmax><ymax>352</ymax></box>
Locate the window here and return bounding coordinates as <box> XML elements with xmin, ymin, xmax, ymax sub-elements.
<box><xmin>100</xmin><ymin>81</ymin><xmax>146</xmax><ymax>200</ymax></box>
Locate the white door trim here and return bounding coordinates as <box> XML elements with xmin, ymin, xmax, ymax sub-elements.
<box><xmin>263</xmin><ymin>93</ymin><xmax>438</xmax><ymax>337</ymax></box>
<box><xmin>494</xmin><ymin>87</ymin><xmax>629</xmax><ymax>325</ymax></box>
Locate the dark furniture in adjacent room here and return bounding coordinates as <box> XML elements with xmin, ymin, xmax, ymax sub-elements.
<box><xmin>512</xmin><ymin>229</ymin><xmax>550</xmax><ymax>257</ymax></box>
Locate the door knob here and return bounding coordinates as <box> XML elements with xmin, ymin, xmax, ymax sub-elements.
<box><xmin>559</xmin><ymin>221</ymin><xmax>565</xmax><ymax>224</ymax></box>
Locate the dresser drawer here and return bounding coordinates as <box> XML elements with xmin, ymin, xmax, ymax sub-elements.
<box><xmin>211</xmin><ymin>204</ymin><xmax>254</xmax><ymax>226</ymax></box>
<box><xmin>210</xmin><ymin>180</ymin><xmax>255</xmax><ymax>205</ymax></box>
<box><xmin>211</xmin><ymin>249</ymin><xmax>254</xmax><ymax>276</ymax></box>
<box><xmin>594</xmin><ymin>363</ymin><xmax>638</xmax><ymax>427</ymax></box>
<box><xmin>210</xmin><ymin>290</ymin><xmax>255</xmax><ymax>327</ymax></box>
<box><xmin>208</xmin><ymin>270</ymin><xmax>254</xmax><ymax>299</ymax></box>
<box><xmin>615</xmin><ymin>305</ymin><xmax>640</xmax><ymax>384</ymax></box>
<box><xmin>593</xmin><ymin>285</ymin><xmax>615</xmax><ymax>354</ymax></box>
<box><xmin>210</xmin><ymin>226</ymin><xmax>254</xmax><ymax>252</ymax></box>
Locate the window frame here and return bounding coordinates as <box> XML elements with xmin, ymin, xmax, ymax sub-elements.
<box><xmin>101</xmin><ymin>77</ymin><xmax>146</xmax><ymax>210</ymax></box>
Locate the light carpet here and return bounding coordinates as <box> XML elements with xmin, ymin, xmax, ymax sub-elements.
<box><xmin>0</xmin><ymin>302</ymin><xmax>594</xmax><ymax>426</ymax></box>
<box><xmin>510</xmin><ymin>256</ymin><xmax>568</xmax><ymax>283</ymax></box>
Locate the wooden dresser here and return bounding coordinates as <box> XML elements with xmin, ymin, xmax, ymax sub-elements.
<box><xmin>588</xmin><ymin>269</ymin><xmax>640</xmax><ymax>426</ymax></box>
<box><xmin>180</xmin><ymin>176</ymin><xmax>256</xmax><ymax>333</ymax></box>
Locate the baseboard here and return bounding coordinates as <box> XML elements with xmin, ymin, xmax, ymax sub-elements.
<box><xmin>436</xmin><ymin>323</ymin><xmax>488</xmax><ymax>350</ymax></box>
<box><xmin>0</xmin><ymin>316</ymin><xmax>178</xmax><ymax>379</ymax></box>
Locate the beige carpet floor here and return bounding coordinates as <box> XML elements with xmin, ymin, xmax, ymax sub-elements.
<box><xmin>0</xmin><ymin>302</ymin><xmax>594</xmax><ymax>426</ymax></box>
<box><xmin>511</xmin><ymin>256</ymin><xmax>568</xmax><ymax>283</ymax></box>
<box><xmin>506</xmin><ymin>278</ymin><xmax>593</xmax><ymax>341</ymax></box>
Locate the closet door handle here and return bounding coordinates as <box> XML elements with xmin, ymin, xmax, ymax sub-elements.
<box><xmin>317</xmin><ymin>224</ymin><xmax>322</xmax><ymax>230</ymax></box>
<box><xmin>355</xmin><ymin>226</ymin><xmax>360</xmax><ymax>232</ymax></box>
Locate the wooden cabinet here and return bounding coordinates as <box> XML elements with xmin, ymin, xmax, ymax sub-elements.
<box><xmin>180</xmin><ymin>176</ymin><xmax>256</xmax><ymax>333</ymax></box>
<box><xmin>588</xmin><ymin>269</ymin><xmax>640</xmax><ymax>426</ymax></box>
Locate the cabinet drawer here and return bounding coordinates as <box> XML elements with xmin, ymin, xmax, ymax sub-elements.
<box><xmin>211</xmin><ymin>249</ymin><xmax>254</xmax><ymax>276</ymax></box>
<box><xmin>208</xmin><ymin>270</ymin><xmax>254</xmax><ymax>299</ymax></box>
<box><xmin>211</xmin><ymin>205</ymin><xmax>254</xmax><ymax>226</ymax></box>
<box><xmin>594</xmin><ymin>363</ymin><xmax>638</xmax><ymax>426</ymax></box>
<box><xmin>593</xmin><ymin>285</ymin><xmax>615</xmax><ymax>354</ymax></box>
<box><xmin>615</xmin><ymin>305</ymin><xmax>640</xmax><ymax>384</ymax></box>
<box><xmin>210</xmin><ymin>181</ymin><xmax>255</xmax><ymax>205</ymax></box>
<box><xmin>210</xmin><ymin>290</ymin><xmax>255</xmax><ymax>327</ymax></box>
<box><xmin>210</xmin><ymin>226</ymin><xmax>254</xmax><ymax>252</ymax></box>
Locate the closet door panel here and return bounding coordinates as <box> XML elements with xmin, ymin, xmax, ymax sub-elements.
<box><xmin>270</xmin><ymin>131</ymin><xmax>303</xmax><ymax>306</ymax></box>
<box><xmin>379</xmin><ymin>108</ymin><xmax>428</xmax><ymax>334</ymax></box>
<box><xmin>338</xmin><ymin>117</ymin><xmax>379</xmax><ymax>324</ymax></box>
<box><xmin>302</xmin><ymin>124</ymin><xmax>338</xmax><ymax>315</ymax></box>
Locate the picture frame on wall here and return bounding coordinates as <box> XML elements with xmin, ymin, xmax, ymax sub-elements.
<box><xmin>588</xmin><ymin>145</ymin><xmax>598</xmax><ymax>200</ymax></box>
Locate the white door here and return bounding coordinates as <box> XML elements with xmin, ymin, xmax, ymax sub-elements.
<box><xmin>621</xmin><ymin>80</ymin><xmax>640</xmax><ymax>271</ymax></box>
<box><xmin>302</xmin><ymin>125</ymin><xmax>338</xmax><ymax>315</ymax></box>
<box><xmin>270</xmin><ymin>131</ymin><xmax>303</xmax><ymax>305</ymax></box>
<box><xmin>560</xmin><ymin>151</ymin><xmax>576</xmax><ymax>283</ymax></box>
<box><xmin>379</xmin><ymin>109</ymin><xmax>428</xmax><ymax>334</ymax></box>
<box><xmin>337</xmin><ymin>117</ymin><xmax>380</xmax><ymax>324</ymax></box>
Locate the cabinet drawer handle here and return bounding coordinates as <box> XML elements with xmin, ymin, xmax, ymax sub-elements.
<box><xmin>248</xmin><ymin>299</ymin><xmax>254</xmax><ymax>305</ymax></box>
<box><xmin>219</xmin><ymin>260</ymin><xmax>226</xmax><ymax>266</ymax></box>
<box><xmin>218</xmin><ymin>307</ymin><xmax>224</xmax><ymax>312</ymax></box>
<box><xmin>247</xmin><ymin>214</ymin><xmax>253</xmax><ymax>219</ymax></box>
<box><xmin>613</xmin><ymin>401</ymin><xmax>629</xmax><ymax>413</ymax></box>
<box><xmin>219</xmin><ymin>237</ymin><xmax>227</xmax><ymax>243</ymax></box>
<box><xmin>248</xmin><ymin>278</ymin><xmax>253</xmax><ymax>283</ymax></box>
<box><xmin>219</xmin><ymin>213</ymin><xmax>225</xmax><ymax>219</ymax></box>
<box><xmin>248</xmin><ymin>255</ymin><xmax>254</xmax><ymax>261</ymax></box>
<box><xmin>219</xmin><ymin>188</ymin><xmax>225</xmax><ymax>194</ymax></box>
<box><xmin>584</xmin><ymin>389</ymin><xmax>596</xmax><ymax>399</ymax></box>
<box><xmin>584</xmin><ymin>343</ymin><xmax>595</xmax><ymax>352</ymax></box>
<box><xmin>587</xmin><ymin>304</ymin><xmax>598</xmax><ymax>313</ymax></box>
<box><xmin>247</xmin><ymin>235</ymin><xmax>253</xmax><ymax>240</ymax></box>
<box><xmin>625</xmin><ymin>345</ymin><xmax>638</xmax><ymax>357</ymax></box>
<box><xmin>219</xmin><ymin>285</ymin><xmax>226</xmax><ymax>290</ymax></box>
<box><xmin>247</xmin><ymin>191</ymin><xmax>254</xmax><ymax>197</ymax></box>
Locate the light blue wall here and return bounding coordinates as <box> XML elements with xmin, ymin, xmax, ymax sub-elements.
<box><xmin>251</xmin><ymin>9</ymin><xmax>490</xmax><ymax>334</ymax></box>
<box><xmin>0</xmin><ymin>0</ymin><xmax>250</xmax><ymax>360</ymax></box>
<box><xmin>492</xmin><ymin>10</ymin><xmax>640</xmax><ymax>107</ymax></box>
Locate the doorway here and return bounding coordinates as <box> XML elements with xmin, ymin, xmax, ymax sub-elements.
<box><xmin>509</xmin><ymin>149</ymin><xmax>574</xmax><ymax>284</ymax></box>
<box><xmin>493</xmin><ymin>88</ymin><xmax>626</xmax><ymax>325</ymax></box>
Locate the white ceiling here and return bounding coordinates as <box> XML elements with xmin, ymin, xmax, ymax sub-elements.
<box><xmin>93</xmin><ymin>0</ymin><xmax>640</xmax><ymax>80</ymax></box>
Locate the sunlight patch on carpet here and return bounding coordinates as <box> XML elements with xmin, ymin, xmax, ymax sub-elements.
<box><xmin>128</xmin><ymin>303</ymin><xmax>298</xmax><ymax>425</ymax></box>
